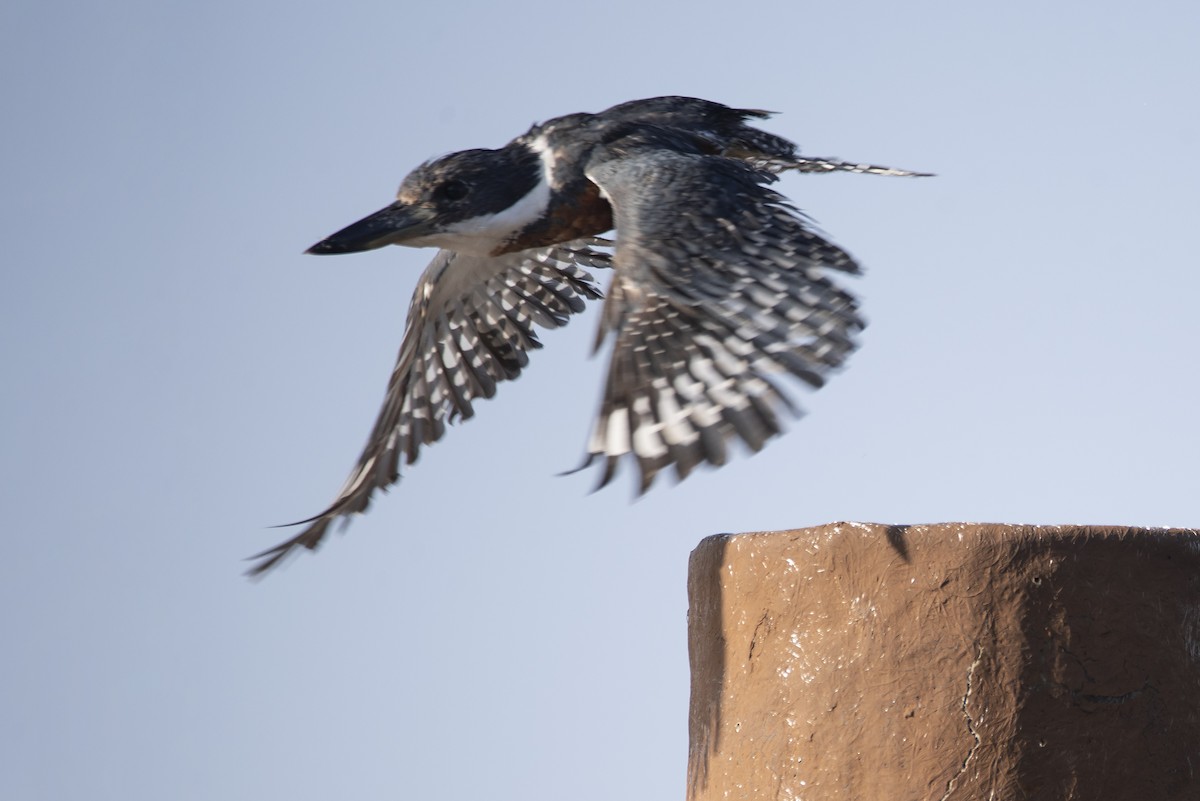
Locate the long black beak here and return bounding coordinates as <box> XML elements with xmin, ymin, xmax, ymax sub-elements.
<box><xmin>306</xmin><ymin>202</ymin><xmax>436</xmax><ymax>255</ymax></box>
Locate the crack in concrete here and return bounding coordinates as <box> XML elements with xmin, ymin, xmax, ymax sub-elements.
<box><xmin>939</xmin><ymin>648</ymin><xmax>984</xmax><ymax>801</ymax></box>
<box><xmin>748</xmin><ymin>611</ymin><xmax>771</xmax><ymax>665</ymax></box>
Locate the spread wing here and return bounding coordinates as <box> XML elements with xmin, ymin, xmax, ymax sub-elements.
<box><xmin>251</xmin><ymin>239</ymin><xmax>610</xmax><ymax>575</ymax></box>
<box><xmin>578</xmin><ymin>132</ymin><xmax>864</xmax><ymax>492</ymax></box>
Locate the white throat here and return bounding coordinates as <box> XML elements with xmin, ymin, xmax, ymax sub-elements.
<box><xmin>414</xmin><ymin>143</ymin><xmax>555</xmax><ymax>255</ymax></box>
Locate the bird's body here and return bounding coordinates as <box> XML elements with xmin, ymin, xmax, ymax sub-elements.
<box><xmin>253</xmin><ymin>96</ymin><xmax>929</xmax><ymax>575</ymax></box>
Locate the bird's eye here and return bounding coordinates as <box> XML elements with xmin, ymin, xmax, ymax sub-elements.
<box><xmin>436</xmin><ymin>180</ymin><xmax>470</xmax><ymax>202</ymax></box>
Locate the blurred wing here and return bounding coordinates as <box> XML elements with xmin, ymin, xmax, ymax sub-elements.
<box><xmin>596</xmin><ymin>95</ymin><xmax>801</xmax><ymax>167</ymax></box>
<box><xmin>785</xmin><ymin>156</ymin><xmax>933</xmax><ymax>177</ymax></box>
<box><xmin>579</xmin><ymin>144</ymin><xmax>864</xmax><ymax>492</ymax></box>
<box><xmin>251</xmin><ymin>239</ymin><xmax>610</xmax><ymax>575</ymax></box>
<box><xmin>597</xmin><ymin>96</ymin><xmax>933</xmax><ymax>176</ymax></box>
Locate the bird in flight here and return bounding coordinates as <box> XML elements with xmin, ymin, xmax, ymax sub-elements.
<box><xmin>252</xmin><ymin>96</ymin><xmax>929</xmax><ymax>575</ymax></box>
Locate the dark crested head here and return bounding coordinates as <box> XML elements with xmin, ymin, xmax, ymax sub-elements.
<box><xmin>306</xmin><ymin>144</ymin><xmax>546</xmax><ymax>256</ymax></box>
<box><xmin>394</xmin><ymin>146</ymin><xmax>541</xmax><ymax>217</ymax></box>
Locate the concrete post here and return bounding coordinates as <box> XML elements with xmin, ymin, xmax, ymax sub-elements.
<box><xmin>686</xmin><ymin>523</ymin><xmax>1200</xmax><ymax>800</ymax></box>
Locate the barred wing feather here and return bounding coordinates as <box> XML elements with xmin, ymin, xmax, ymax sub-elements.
<box><xmin>250</xmin><ymin>240</ymin><xmax>609</xmax><ymax>575</ymax></box>
<box><xmin>580</xmin><ymin>144</ymin><xmax>863</xmax><ymax>491</ymax></box>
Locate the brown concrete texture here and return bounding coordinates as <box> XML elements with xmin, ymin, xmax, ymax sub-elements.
<box><xmin>687</xmin><ymin>523</ymin><xmax>1200</xmax><ymax>801</ymax></box>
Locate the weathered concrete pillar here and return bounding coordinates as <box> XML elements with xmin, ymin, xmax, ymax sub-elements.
<box><xmin>687</xmin><ymin>523</ymin><xmax>1200</xmax><ymax>801</ymax></box>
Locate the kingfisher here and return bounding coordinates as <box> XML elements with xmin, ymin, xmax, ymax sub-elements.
<box><xmin>252</xmin><ymin>96</ymin><xmax>929</xmax><ymax>575</ymax></box>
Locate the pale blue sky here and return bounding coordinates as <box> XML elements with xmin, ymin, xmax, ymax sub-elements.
<box><xmin>3</xmin><ymin>1</ymin><xmax>1198</xmax><ymax>799</ymax></box>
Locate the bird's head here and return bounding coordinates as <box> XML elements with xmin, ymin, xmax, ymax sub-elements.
<box><xmin>306</xmin><ymin>144</ymin><xmax>549</xmax><ymax>257</ymax></box>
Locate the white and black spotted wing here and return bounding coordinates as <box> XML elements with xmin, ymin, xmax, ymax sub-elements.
<box><xmin>251</xmin><ymin>240</ymin><xmax>609</xmax><ymax>575</ymax></box>
<box><xmin>577</xmin><ymin>134</ymin><xmax>864</xmax><ymax>492</ymax></box>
